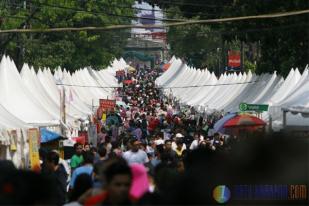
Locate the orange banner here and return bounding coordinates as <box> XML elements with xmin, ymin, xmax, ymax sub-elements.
<box><xmin>28</xmin><ymin>128</ymin><xmax>40</xmax><ymax>171</ymax></box>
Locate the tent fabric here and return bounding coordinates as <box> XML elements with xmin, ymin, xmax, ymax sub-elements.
<box><xmin>156</xmin><ymin>58</ymin><xmax>309</xmax><ymax>129</ymax></box>
<box><xmin>0</xmin><ymin>56</ymin><xmax>126</xmax><ymax>168</ymax></box>
<box><xmin>0</xmin><ymin>56</ymin><xmax>56</xmax><ymax>125</ymax></box>
<box><xmin>40</xmin><ymin>128</ymin><xmax>62</xmax><ymax>143</ymax></box>
<box><xmin>0</xmin><ymin>56</ymin><xmax>124</xmax><ymax>130</ymax></box>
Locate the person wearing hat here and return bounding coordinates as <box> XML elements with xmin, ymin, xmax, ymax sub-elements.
<box><xmin>172</xmin><ymin>133</ymin><xmax>187</xmax><ymax>152</ymax></box>
<box><xmin>123</xmin><ymin>139</ymin><xmax>149</xmax><ymax>165</ymax></box>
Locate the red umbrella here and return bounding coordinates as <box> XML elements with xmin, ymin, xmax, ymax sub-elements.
<box><xmin>224</xmin><ymin>114</ymin><xmax>266</xmax><ymax>128</ymax></box>
<box><xmin>163</xmin><ymin>63</ymin><xmax>171</xmax><ymax>71</ymax></box>
<box><xmin>123</xmin><ymin>80</ymin><xmax>133</xmax><ymax>85</ymax></box>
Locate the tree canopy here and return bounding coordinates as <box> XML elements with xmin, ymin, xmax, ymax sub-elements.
<box><xmin>0</xmin><ymin>0</ymin><xmax>135</xmax><ymax>71</ymax></box>
<box><xmin>146</xmin><ymin>0</ymin><xmax>309</xmax><ymax>76</ymax></box>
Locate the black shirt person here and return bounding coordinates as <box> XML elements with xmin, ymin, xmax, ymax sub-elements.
<box><xmin>45</xmin><ymin>151</ymin><xmax>68</xmax><ymax>205</ymax></box>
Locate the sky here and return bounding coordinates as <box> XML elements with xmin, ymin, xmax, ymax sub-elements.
<box><xmin>132</xmin><ymin>1</ymin><xmax>165</xmax><ymax>35</ymax></box>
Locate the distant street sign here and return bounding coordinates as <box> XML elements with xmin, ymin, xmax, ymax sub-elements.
<box><xmin>239</xmin><ymin>103</ymin><xmax>269</xmax><ymax>112</ymax></box>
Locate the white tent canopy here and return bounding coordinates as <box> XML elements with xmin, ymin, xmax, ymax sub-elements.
<box><xmin>0</xmin><ymin>56</ymin><xmax>125</xmax><ymax>130</ymax></box>
<box><xmin>0</xmin><ymin>56</ymin><xmax>127</xmax><ymax>168</ymax></box>
<box><xmin>156</xmin><ymin>58</ymin><xmax>309</xmax><ymax>129</ymax></box>
<box><xmin>0</xmin><ymin>56</ymin><xmax>57</xmax><ymax>125</ymax></box>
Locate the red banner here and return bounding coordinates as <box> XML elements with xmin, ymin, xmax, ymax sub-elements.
<box><xmin>72</xmin><ymin>136</ymin><xmax>86</xmax><ymax>145</ymax></box>
<box><xmin>99</xmin><ymin>99</ymin><xmax>116</xmax><ymax>110</ymax></box>
<box><xmin>228</xmin><ymin>50</ymin><xmax>241</xmax><ymax>68</ymax></box>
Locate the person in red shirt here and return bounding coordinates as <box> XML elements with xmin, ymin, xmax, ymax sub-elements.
<box><xmin>85</xmin><ymin>158</ymin><xmax>135</xmax><ymax>206</ymax></box>
<box><xmin>148</xmin><ymin>117</ymin><xmax>159</xmax><ymax>134</ymax></box>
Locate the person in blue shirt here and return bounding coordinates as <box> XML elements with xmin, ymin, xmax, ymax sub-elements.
<box><xmin>69</xmin><ymin>151</ymin><xmax>94</xmax><ymax>190</ymax></box>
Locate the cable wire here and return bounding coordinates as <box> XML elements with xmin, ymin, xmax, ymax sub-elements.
<box><xmin>55</xmin><ymin>80</ymin><xmax>259</xmax><ymax>89</ymax></box>
<box><xmin>56</xmin><ymin>83</ymin><xmax>121</xmax><ymax>88</ymax></box>
<box><xmin>156</xmin><ymin>80</ymin><xmax>258</xmax><ymax>89</ymax></box>
<box><xmin>145</xmin><ymin>0</ymin><xmax>232</xmax><ymax>8</ymax></box>
<box><xmin>2</xmin><ymin>1</ymin><xmax>185</xmax><ymax>22</ymax></box>
<box><xmin>0</xmin><ymin>9</ymin><xmax>308</xmax><ymax>33</ymax></box>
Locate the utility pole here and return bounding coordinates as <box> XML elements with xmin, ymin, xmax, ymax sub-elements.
<box><xmin>240</xmin><ymin>41</ymin><xmax>244</xmax><ymax>72</ymax></box>
<box><xmin>60</xmin><ymin>87</ymin><xmax>66</xmax><ymax>136</ymax></box>
<box><xmin>63</xmin><ymin>87</ymin><xmax>66</xmax><ymax>125</ymax></box>
<box><xmin>217</xmin><ymin>48</ymin><xmax>221</xmax><ymax>76</ymax></box>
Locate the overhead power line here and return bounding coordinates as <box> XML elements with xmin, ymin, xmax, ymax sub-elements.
<box><xmin>157</xmin><ymin>81</ymin><xmax>258</xmax><ymax>89</ymax></box>
<box><xmin>56</xmin><ymin>81</ymin><xmax>258</xmax><ymax>89</ymax></box>
<box><xmin>0</xmin><ymin>9</ymin><xmax>308</xmax><ymax>33</ymax></box>
<box><xmin>1</xmin><ymin>1</ymin><xmax>185</xmax><ymax>22</ymax></box>
<box><xmin>56</xmin><ymin>83</ymin><xmax>121</xmax><ymax>88</ymax></box>
<box><xmin>148</xmin><ymin>0</ymin><xmax>232</xmax><ymax>8</ymax></box>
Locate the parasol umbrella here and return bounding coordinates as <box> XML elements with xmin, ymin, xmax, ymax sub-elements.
<box><xmin>224</xmin><ymin>114</ymin><xmax>266</xmax><ymax>128</ymax></box>
<box><xmin>123</xmin><ymin>79</ymin><xmax>133</xmax><ymax>85</ymax></box>
<box><xmin>213</xmin><ymin>113</ymin><xmax>237</xmax><ymax>133</ymax></box>
<box><xmin>162</xmin><ymin>63</ymin><xmax>171</xmax><ymax>71</ymax></box>
<box><xmin>116</xmin><ymin>101</ymin><xmax>130</xmax><ymax>109</ymax></box>
<box><xmin>128</xmin><ymin>66</ymin><xmax>136</xmax><ymax>73</ymax></box>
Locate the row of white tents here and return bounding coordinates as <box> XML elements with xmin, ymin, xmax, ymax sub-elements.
<box><xmin>156</xmin><ymin>57</ymin><xmax>309</xmax><ymax>129</ymax></box>
<box><xmin>0</xmin><ymin>55</ymin><xmax>128</xmax><ymax>167</ymax></box>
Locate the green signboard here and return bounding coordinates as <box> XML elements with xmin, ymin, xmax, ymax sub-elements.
<box><xmin>239</xmin><ymin>103</ymin><xmax>269</xmax><ymax>112</ymax></box>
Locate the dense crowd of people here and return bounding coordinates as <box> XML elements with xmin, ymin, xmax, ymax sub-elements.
<box><xmin>0</xmin><ymin>64</ymin><xmax>308</xmax><ymax>205</ymax></box>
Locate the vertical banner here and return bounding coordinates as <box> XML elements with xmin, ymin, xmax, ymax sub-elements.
<box><xmin>28</xmin><ymin>128</ymin><xmax>40</xmax><ymax>171</ymax></box>
<box><xmin>99</xmin><ymin>99</ymin><xmax>116</xmax><ymax>110</ymax></box>
<box><xmin>228</xmin><ymin>50</ymin><xmax>241</xmax><ymax>68</ymax></box>
<box><xmin>87</xmin><ymin>125</ymin><xmax>98</xmax><ymax>147</ymax></box>
<box><xmin>59</xmin><ymin>140</ymin><xmax>64</xmax><ymax>159</ymax></box>
<box><xmin>10</xmin><ymin>130</ymin><xmax>18</xmax><ymax>151</ymax></box>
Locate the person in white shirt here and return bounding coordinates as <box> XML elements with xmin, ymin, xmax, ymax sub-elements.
<box><xmin>123</xmin><ymin>139</ymin><xmax>149</xmax><ymax>165</ymax></box>
<box><xmin>154</xmin><ymin>135</ymin><xmax>165</xmax><ymax>146</ymax></box>
<box><xmin>189</xmin><ymin>133</ymin><xmax>204</xmax><ymax>150</ymax></box>
<box><xmin>172</xmin><ymin>133</ymin><xmax>187</xmax><ymax>151</ymax></box>
<box><xmin>126</xmin><ymin>108</ymin><xmax>132</xmax><ymax>120</ymax></box>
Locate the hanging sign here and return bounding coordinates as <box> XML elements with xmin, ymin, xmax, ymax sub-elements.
<box><xmin>99</xmin><ymin>99</ymin><xmax>116</xmax><ymax>110</ymax></box>
<box><xmin>228</xmin><ymin>50</ymin><xmax>241</xmax><ymax>68</ymax></box>
<box><xmin>28</xmin><ymin>128</ymin><xmax>40</xmax><ymax>171</ymax></box>
<box><xmin>239</xmin><ymin>103</ymin><xmax>269</xmax><ymax>112</ymax></box>
<box><xmin>10</xmin><ymin>130</ymin><xmax>18</xmax><ymax>151</ymax></box>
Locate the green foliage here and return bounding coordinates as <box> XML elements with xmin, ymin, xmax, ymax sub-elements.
<box><xmin>224</xmin><ymin>0</ymin><xmax>309</xmax><ymax>76</ymax></box>
<box><xmin>164</xmin><ymin>8</ymin><xmax>222</xmax><ymax>71</ymax></box>
<box><xmin>168</xmin><ymin>24</ymin><xmax>221</xmax><ymax>69</ymax></box>
<box><xmin>148</xmin><ymin>0</ymin><xmax>309</xmax><ymax>76</ymax></box>
<box><xmin>244</xmin><ymin>60</ymin><xmax>256</xmax><ymax>73</ymax></box>
<box><xmin>0</xmin><ymin>0</ymin><xmax>135</xmax><ymax>71</ymax></box>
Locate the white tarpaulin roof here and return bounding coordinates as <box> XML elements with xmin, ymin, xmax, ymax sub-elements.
<box><xmin>156</xmin><ymin>58</ymin><xmax>309</xmax><ymax>128</ymax></box>
<box><xmin>0</xmin><ymin>56</ymin><xmax>57</xmax><ymax>125</ymax></box>
<box><xmin>0</xmin><ymin>56</ymin><xmax>124</xmax><ymax>130</ymax></box>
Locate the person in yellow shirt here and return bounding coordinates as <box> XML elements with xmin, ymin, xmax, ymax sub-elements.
<box><xmin>175</xmin><ymin>140</ymin><xmax>185</xmax><ymax>158</ymax></box>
